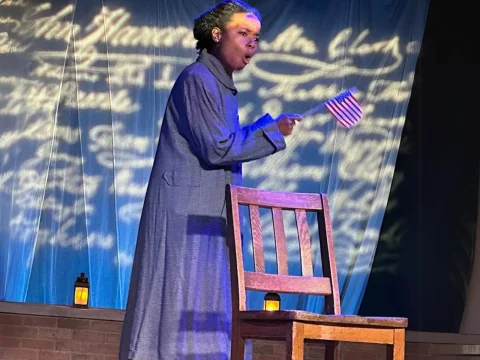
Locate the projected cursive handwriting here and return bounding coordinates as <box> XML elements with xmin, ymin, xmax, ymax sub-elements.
<box><xmin>0</xmin><ymin>1</ymin><xmax>415</xmax><ymax>266</ymax></box>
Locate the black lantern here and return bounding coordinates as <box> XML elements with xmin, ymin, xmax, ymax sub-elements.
<box><xmin>73</xmin><ymin>273</ymin><xmax>90</xmax><ymax>308</ymax></box>
<box><xmin>263</xmin><ymin>292</ymin><xmax>281</xmax><ymax>311</ymax></box>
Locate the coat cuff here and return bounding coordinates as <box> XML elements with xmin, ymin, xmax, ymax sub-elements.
<box><xmin>254</xmin><ymin>113</ymin><xmax>286</xmax><ymax>151</ymax></box>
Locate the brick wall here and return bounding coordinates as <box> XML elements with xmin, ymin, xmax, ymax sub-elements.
<box><xmin>1</xmin><ymin>302</ymin><xmax>479</xmax><ymax>359</ymax></box>
<box><xmin>250</xmin><ymin>340</ymin><xmax>389</xmax><ymax>360</ymax></box>
<box><xmin>0</xmin><ymin>311</ymin><xmax>409</xmax><ymax>360</ymax></box>
<box><xmin>0</xmin><ymin>313</ymin><xmax>121</xmax><ymax>360</ymax></box>
<box><xmin>0</xmin><ymin>310</ymin><xmax>404</xmax><ymax>360</ymax></box>
<box><xmin>250</xmin><ymin>340</ymin><xmax>439</xmax><ymax>360</ymax></box>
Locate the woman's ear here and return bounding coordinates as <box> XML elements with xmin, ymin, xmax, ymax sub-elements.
<box><xmin>212</xmin><ymin>27</ymin><xmax>222</xmax><ymax>43</ymax></box>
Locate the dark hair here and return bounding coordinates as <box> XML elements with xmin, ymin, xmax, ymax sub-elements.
<box><xmin>193</xmin><ymin>0</ymin><xmax>262</xmax><ymax>52</ymax></box>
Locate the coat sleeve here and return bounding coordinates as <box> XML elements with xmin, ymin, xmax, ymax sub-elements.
<box><xmin>178</xmin><ymin>71</ymin><xmax>286</xmax><ymax>167</ymax></box>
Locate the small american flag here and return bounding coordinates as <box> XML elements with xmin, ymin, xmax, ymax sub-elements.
<box><xmin>325</xmin><ymin>88</ymin><xmax>363</xmax><ymax>128</ymax></box>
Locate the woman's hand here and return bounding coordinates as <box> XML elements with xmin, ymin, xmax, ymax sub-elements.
<box><xmin>276</xmin><ymin>114</ymin><xmax>302</xmax><ymax>136</ymax></box>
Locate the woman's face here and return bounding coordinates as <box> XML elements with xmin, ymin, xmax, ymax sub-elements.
<box><xmin>212</xmin><ymin>12</ymin><xmax>261</xmax><ymax>75</ymax></box>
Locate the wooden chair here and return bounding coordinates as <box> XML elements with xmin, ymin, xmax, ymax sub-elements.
<box><xmin>226</xmin><ymin>184</ymin><xmax>407</xmax><ymax>360</ymax></box>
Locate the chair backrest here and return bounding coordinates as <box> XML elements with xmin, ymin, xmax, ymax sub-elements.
<box><xmin>226</xmin><ymin>184</ymin><xmax>341</xmax><ymax>315</ymax></box>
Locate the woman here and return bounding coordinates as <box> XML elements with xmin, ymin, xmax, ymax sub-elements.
<box><xmin>119</xmin><ymin>1</ymin><xmax>301</xmax><ymax>359</ymax></box>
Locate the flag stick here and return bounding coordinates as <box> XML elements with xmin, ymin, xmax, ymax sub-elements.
<box><xmin>300</xmin><ymin>87</ymin><xmax>358</xmax><ymax>118</ymax></box>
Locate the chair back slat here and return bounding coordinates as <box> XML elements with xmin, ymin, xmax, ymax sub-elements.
<box><xmin>244</xmin><ymin>272</ymin><xmax>332</xmax><ymax>295</ymax></box>
<box><xmin>235</xmin><ymin>186</ymin><xmax>322</xmax><ymax>210</ymax></box>
<box><xmin>249</xmin><ymin>205</ymin><xmax>265</xmax><ymax>273</ymax></box>
<box><xmin>295</xmin><ymin>209</ymin><xmax>313</xmax><ymax>277</ymax></box>
<box><xmin>272</xmin><ymin>208</ymin><xmax>288</xmax><ymax>275</ymax></box>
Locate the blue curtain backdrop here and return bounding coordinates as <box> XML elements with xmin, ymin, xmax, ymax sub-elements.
<box><xmin>0</xmin><ymin>0</ymin><xmax>429</xmax><ymax>313</ymax></box>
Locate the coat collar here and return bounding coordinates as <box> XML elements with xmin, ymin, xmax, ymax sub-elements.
<box><xmin>197</xmin><ymin>49</ymin><xmax>237</xmax><ymax>94</ymax></box>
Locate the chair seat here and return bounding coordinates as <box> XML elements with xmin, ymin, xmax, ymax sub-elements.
<box><xmin>239</xmin><ymin>310</ymin><xmax>408</xmax><ymax>328</ymax></box>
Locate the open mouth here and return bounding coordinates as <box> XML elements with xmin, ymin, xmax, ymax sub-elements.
<box><xmin>244</xmin><ymin>55</ymin><xmax>252</xmax><ymax>63</ymax></box>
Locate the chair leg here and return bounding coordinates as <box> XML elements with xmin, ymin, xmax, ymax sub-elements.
<box><xmin>386</xmin><ymin>329</ymin><xmax>405</xmax><ymax>360</ymax></box>
<box><xmin>230</xmin><ymin>320</ymin><xmax>245</xmax><ymax>360</ymax></box>
<box><xmin>325</xmin><ymin>341</ymin><xmax>340</xmax><ymax>360</ymax></box>
<box><xmin>230</xmin><ymin>334</ymin><xmax>245</xmax><ymax>360</ymax></box>
<box><xmin>286</xmin><ymin>322</ymin><xmax>304</xmax><ymax>360</ymax></box>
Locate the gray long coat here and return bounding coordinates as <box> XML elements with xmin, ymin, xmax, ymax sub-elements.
<box><xmin>119</xmin><ymin>50</ymin><xmax>286</xmax><ymax>360</ymax></box>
